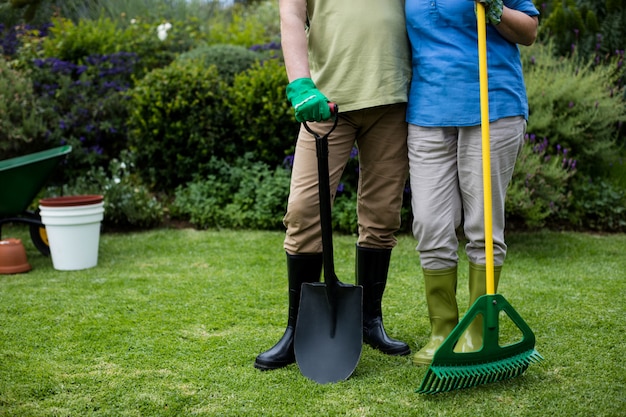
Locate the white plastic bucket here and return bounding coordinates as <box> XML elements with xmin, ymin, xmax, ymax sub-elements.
<box><xmin>39</xmin><ymin>195</ymin><xmax>104</xmax><ymax>271</ymax></box>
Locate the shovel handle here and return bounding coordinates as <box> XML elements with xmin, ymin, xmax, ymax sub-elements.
<box><xmin>302</xmin><ymin>103</ymin><xmax>338</xmax><ymax>133</ymax></box>
<box><xmin>304</xmin><ymin>104</ymin><xmax>340</xmax><ymax>288</ymax></box>
<box><xmin>476</xmin><ymin>2</ymin><xmax>496</xmax><ymax>295</ymax></box>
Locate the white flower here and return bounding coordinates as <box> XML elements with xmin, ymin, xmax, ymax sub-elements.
<box><xmin>157</xmin><ymin>22</ymin><xmax>172</xmax><ymax>32</ymax></box>
<box><xmin>130</xmin><ymin>18</ymin><xmax>137</xmax><ymax>24</ymax></box>
<box><xmin>156</xmin><ymin>22</ymin><xmax>172</xmax><ymax>41</ymax></box>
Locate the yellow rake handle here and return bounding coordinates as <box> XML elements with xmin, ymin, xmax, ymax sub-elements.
<box><xmin>477</xmin><ymin>2</ymin><xmax>496</xmax><ymax>295</ymax></box>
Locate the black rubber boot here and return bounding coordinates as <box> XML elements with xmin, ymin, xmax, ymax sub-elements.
<box><xmin>254</xmin><ymin>252</ymin><xmax>323</xmax><ymax>370</ymax></box>
<box><xmin>356</xmin><ymin>245</ymin><xmax>410</xmax><ymax>356</ymax></box>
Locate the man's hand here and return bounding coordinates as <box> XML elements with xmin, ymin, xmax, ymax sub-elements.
<box><xmin>286</xmin><ymin>78</ymin><xmax>331</xmax><ymax>122</ymax></box>
<box><xmin>476</xmin><ymin>0</ymin><xmax>503</xmax><ymax>25</ymax></box>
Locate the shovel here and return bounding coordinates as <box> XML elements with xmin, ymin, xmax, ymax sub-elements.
<box><xmin>294</xmin><ymin>104</ymin><xmax>363</xmax><ymax>384</ymax></box>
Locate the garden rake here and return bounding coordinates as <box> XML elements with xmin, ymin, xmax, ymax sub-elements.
<box><xmin>417</xmin><ymin>2</ymin><xmax>543</xmax><ymax>394</ymax></box>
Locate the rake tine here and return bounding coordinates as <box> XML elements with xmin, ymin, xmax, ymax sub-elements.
<box><xmin>418</xmin><ymin>370</ymin><xmax>437</xmax><ymax>394</ymax></box>
<box><xmin>439</xmin><ymin>376</ymin><xmax>453</xmax><ymax>392</ymax></box>
<box><xmin>460</xmin><ymin>372</ymin><xmax>474</xmax><ymax>388</ymax></box>
<box><xmin>472</xmin><ymin>372</ymin><xmax>483</xmax><ymax>388</ymax></box>
<box><xmin>426</xmin><ymin>375</ymin><xmax>439</xmax><ymax>394</ymax></box>
<box><xmin>430</xmin><ymin>375</ymin><xmax>445</xmax><ymax>394</ymax></box>
<box><xmin>418</xmin><ymin>338</ymin><xmax>544</xmax><ymax>394</ymax></box>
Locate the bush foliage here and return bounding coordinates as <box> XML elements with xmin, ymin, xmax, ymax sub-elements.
<box><xmin>536</xmin><ymin>0</ymin><xmax>626</xmax><ymax>60</ymax></box>
<box><xmin>0</xmin><ymin>56</ymin><xmax>47</xmax><ymax>159</ymax></box>
<box><xmin>522</xmin><ymin>41</ymin><xmax>626</xmax><ymax>178</ymax></box>
<box><xmin>171</xmin><ymin>155</ymin><xmax>290</xmax><ymax>230</ymax></box>
<box><xmin>176</xmin><ymin>43</ymin><xmax>260</xmax><ymax>82</ymax></box>
<box><xmin>127</xmin><ymin>60</ymin><xmax>227</xmax><ymax>191</ymax></box>
<box><xmin>506</xmin><ymin>134</ymin><xmax>576</xmax><ymax>227</ymax></box>
<box><xmin>1</xmin><ymin>1</ymin><xmax>625</xmax><ymax>232</ymax></box>
<box><xmin>226</xmin><ymin>58</ymin><xmax>298</xmax><ymax>167</ymax></box>
<box><xmin>49</xmin><ymin>151</ymin><xmax>164</xmax><ymax>229</ymax></box>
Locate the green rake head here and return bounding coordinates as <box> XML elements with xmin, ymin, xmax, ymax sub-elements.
<box><xmin>417</xmin><ymin>294</ymin><xmax>543</xmax><ymax>394</ymax></box>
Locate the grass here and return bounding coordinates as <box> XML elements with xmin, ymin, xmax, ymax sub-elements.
<box><xmin>0</xmin><ymin>225</ymin><xmax>625</xmax><ymax>416</ymax></box>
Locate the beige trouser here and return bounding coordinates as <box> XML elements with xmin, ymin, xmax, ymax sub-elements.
<box><xmin>284</xmin><ymin>103</ymin><xmax>408</xmax><ymax>254</ymax></box>
<box><xmin>408</xmin><ymin>116</ymin><xmax>525</xmax><ymax>270</ymax></box>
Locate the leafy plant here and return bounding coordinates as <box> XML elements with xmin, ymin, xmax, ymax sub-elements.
<box><xmin>127</xmin><ymin>60</ymin><xmax>228</xmax><ymax>191</ymax></box>
<box><xmin>0</xmin><ymin>55</ymin><xmax>49</xmax><ymax>159</ymax></box>
<box><xmin>28</xmin><ymin>52</ymin><xmax>136</xmax><ymax>182</ymax></box>
<box><xmin>171</xmin><ymin>154</ymin><xmax>290</xmax><ymax>230</ymax></box>
<box><xmin>536</xmin><ymin>0</ymin><xmax>626</xmax><ymax>61</ymax></box>
<box><xmin>204</xmin><ymin>2</ymin><xmax>273</xmax><ymax>47</ymax></box>
<box><xmin>506</xmin><ymin>134</ymin><xmax>577</xmax><ymax>228</ymax></box>
<box><xmin>38</xmin><ymin>16</ymin><xmax>194</xmax><ymax>79</ymax></box>
<box><xmin>222</xmin><ymin>160</ymin><xmax>291</xmax><ymax>230</ymax></box>
<box><xmin>176</xmin><ymin>43</ymin><xmax>260</xmax><ymax>82</ymax></box>
<box><xmin>51</xmin><ymin>150</ymin><xmax>163</xmax><ymax>229</ymax></box>
<box><xmin>331</xmin><ymin>193</ymin><xmax>359</xmax><ymax>235</ymax></box>
<box><xmin>522</xmin><ymin>41</ymin><xmax>626</xmax><ymax>178</ymax></box>
<box><xmin>566</xmin><ymin>177</ymin><xmax>626</xmax><ymax>231</ymax></box>
<box><xmin>226</xmin><ymin>58</ymin><xmax>297</xmax><ymax>167</ymax></box>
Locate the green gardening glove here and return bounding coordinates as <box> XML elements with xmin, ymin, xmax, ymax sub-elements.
<box><xmin>475</xmin><ymin>0</ymin><xmax>503</xmax><ymax>25</ymax></box>
<box><xmin>286</xmin><ymin>78</ymin><xmax>331</xmax><ymax>123</ymax></box>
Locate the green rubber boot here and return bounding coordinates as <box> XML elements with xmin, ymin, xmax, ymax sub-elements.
<box><xmin>413</xmin><ymin>266</ymin><xmax>458</xmax><ymax>365</ymax></box>
<box><xmin>453</xmin><ymin>262</ymin><xmax>502</xmax><ymax>353</ymax></box>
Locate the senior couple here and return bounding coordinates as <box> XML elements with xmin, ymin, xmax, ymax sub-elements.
<box><xmin>254</xmin><ymin>0</ymin><xmax>540</xmax><ymax>370</ymax></box>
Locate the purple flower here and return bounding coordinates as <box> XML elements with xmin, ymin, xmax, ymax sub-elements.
<box><xmin>282</xmin><ymin>154</ymin><xmax>294</xmax><ymax>169</ymax></box>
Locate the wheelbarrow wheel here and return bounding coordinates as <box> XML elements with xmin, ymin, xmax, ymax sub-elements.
<box><xmin>29</xmin><ymin>223</ymin><xmax>50</xmax><ymax>256</ymax></box>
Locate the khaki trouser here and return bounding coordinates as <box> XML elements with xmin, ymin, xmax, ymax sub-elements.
<box><xmin>284</xmin><ymin>103</ymin><xmax>408</xmax><ymax>254</ymax></box>
<box><xmin>408</xmin><ymin>116</ymin><xmax>525</xmax><ymax>270</ymax></box>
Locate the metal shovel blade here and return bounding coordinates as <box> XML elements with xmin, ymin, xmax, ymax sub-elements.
<box><xmin>294</xmin><ymin>282</ymin><xmax>363</xmax><ymax>384</ymax></box>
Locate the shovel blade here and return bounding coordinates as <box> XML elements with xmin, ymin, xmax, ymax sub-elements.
<box><xmin>294</xmin><ymin>282</ymin><xmax>363</xmax><ymax>384</ymax></box>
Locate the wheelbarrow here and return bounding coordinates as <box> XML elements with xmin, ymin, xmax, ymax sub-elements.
<box><xmin>0</xmin><ymin>145</ymin><xmax>72</xmax><ymax>255</ymax></box>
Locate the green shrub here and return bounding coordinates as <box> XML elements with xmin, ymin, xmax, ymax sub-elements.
<box><xmin>222</xmin><ymin>161</ymin><xmax>291</xmax><ymax>230</ymax></box>
<box><xmin>40</xmin><ymin>17</ymin><xmax>122</xmax><ymax>62</ymax></box>
<box><xmin>608</xmin><ymin>154</ymin><xmax>626</xmax><ymax>188</ymax></box>
<box><xmin>0</xmin><ymin>56</ymin><xmax>49</xmax><ymax>159</ymax></box>
<box><xmin>26</xmin><ymin>53</ymin><xmax>136</xmax><ymax>183</ymax></box>
<box><xmin>176</xmin><ymin>43</ymin><xmax>260</xmax><ymax>82</ymax></box>
<box><xmin>332</xmin><ymin>193</ymin><xmax>358</xmax><ymax>235</ymax></box>
<box><xmin>117</xmin><ymin>17</ymin><xmax>202</xmax><ymax>78</ymax></box>
<box><xmin>50</xmin><ymin>151</ymin><xmax>163</xmax><ymax>229</ymax></box>
<box><xmin>37</xmin><ymin>16</ymin><xmax>199</xmax><ymax>79</ymax></box>
<box><xmin>522</xmin><ymin>41</ymin><xmax>626</xmax><ymax>178</ymax></box>
<box><xmin>564</xmin><ymin>177</ymin><xmax>626</xmax><ymax>232</ymax></box>
<box><xmin>205</xmin><ymin>3</ymin><xmax>273</xmax><ymax>47</ymax></box>
<box><xmin>226</xmin><ymin>58</ymin><xmax>298</xmax><ymax>167</ymax></box>
<box><xmin>171</xmin><ymin>155</ymin><xmax>290</xmax><ymax>230</ymax></box>
<box><xmin>536</xmin><ymin>0</ymin><xmax>626</xmax><ymax>60</ymax></box>
<box><xmin>506</xmin><ymin>134</ymin><xmax>577</xmax><ymax>228</ymax></box>
<box><xmin>127</xmin><ymin>60</ymin><xmax>229</xmax><ymax>191</ymax></box>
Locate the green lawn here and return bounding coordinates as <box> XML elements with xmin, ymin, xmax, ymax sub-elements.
<box><xmin>1</xmin><ymin>226</ymin><xmax>625</xmax><ymax>416</ymax></box>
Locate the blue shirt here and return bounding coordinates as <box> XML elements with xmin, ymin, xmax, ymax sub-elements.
<box><xmin>405</xmin><ymin>0</ymin><xmax>539</xmax><ymax>127</ymax></box>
